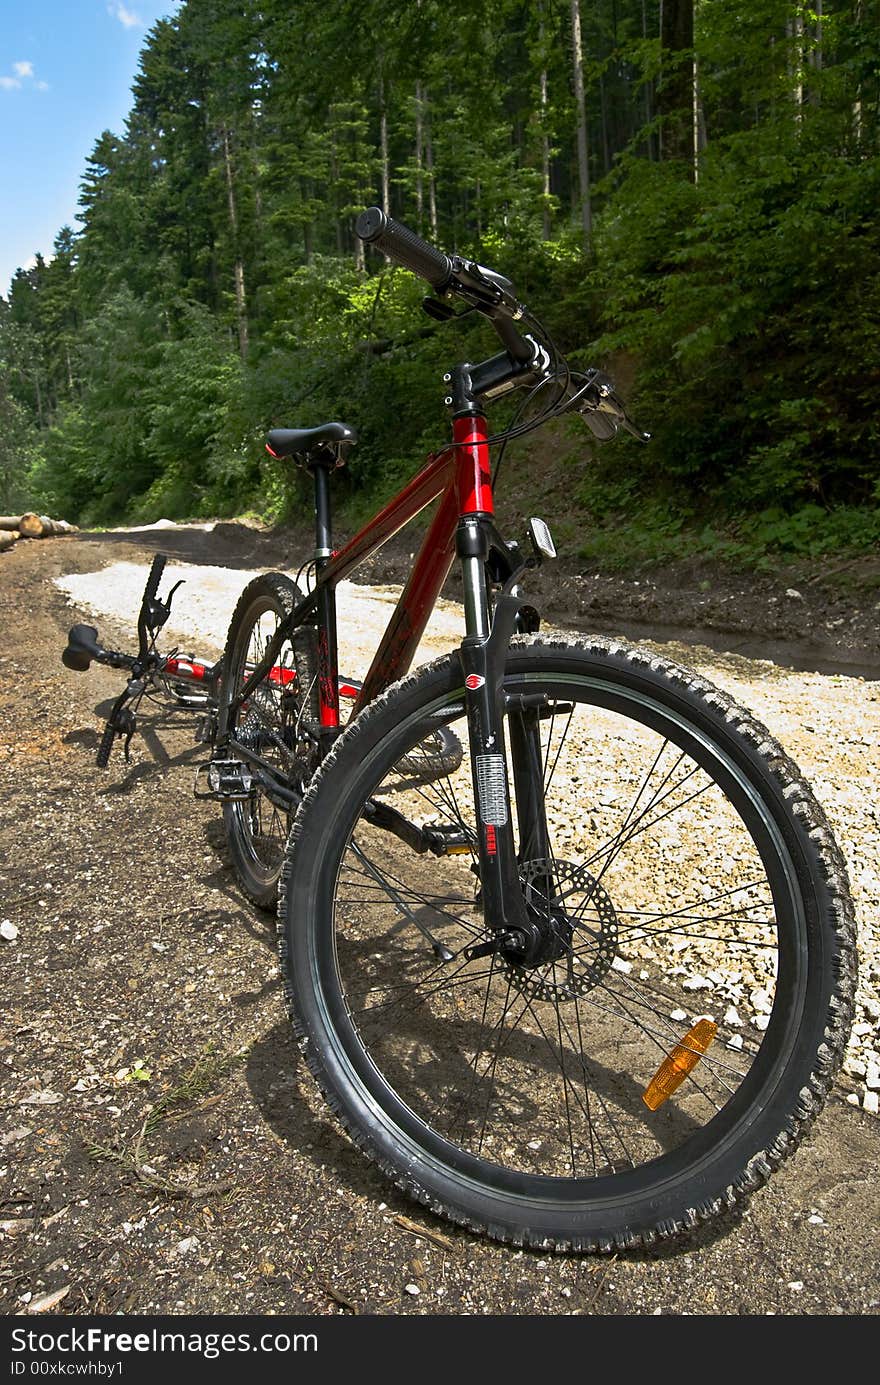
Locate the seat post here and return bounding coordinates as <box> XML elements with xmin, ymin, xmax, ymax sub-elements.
<box><xmin>311</xmin><ymin>457</ymin><xmax>333</xmax><ymax>563</ymax></box>
<box><xmin>309</xmin><ymin>456</ymin><xmax>340</xmax><ymax>730</ymax></box>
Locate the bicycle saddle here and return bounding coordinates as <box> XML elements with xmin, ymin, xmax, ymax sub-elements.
<box><xmin>266</xmin><ymin>421</ymin><xmax>358</xmax><ymax>463</ymax></box>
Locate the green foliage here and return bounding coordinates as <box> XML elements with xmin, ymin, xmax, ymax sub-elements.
<box><xmin>0</xmin><ymin>389</ymin><xmax>37</xmax><ymax>515</ymax></box>
<box><xmin>2</xmin><ymin>0</ymin><xmax>878</xmax><ymax>564</ymax></box>
<box><xmin>142</xmin><ymin>302</ymin><xmax>249</xmax><ymax>518</ymax></box>
<box><xmin>588</xmin><ymin>128</ymin><xmax>880</xmax><ymax>516</ymax></box>
<box><xmin>25</xmin><ymin>404</ymin><xmax>98</xmax><ymax>522</ymax></box>
<box><xmin>577</xmin><ymin>490</ymin><xmax>880</xmax><ymax>571</ymax></box>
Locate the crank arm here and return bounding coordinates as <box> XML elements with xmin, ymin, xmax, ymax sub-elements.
<box><xmin>362</xmin><ymin>798</ymin><xmax>475</xmax><ymax>857</ymax></box>
<box><xmin>221</xmin><ymin>737</ymin><xmax>302</xmax><ymax>810</ymax></box>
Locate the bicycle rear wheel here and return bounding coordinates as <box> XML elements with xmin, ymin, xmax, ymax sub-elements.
<box><xmin>219</xmin><ymin>572</ymin><xmax>317</xmax><ymax>910</ymax></box>
<box><xmin>279</xmin><ymin>636</ymin><xmax>856</xmax><ymax>1251</ymax></box>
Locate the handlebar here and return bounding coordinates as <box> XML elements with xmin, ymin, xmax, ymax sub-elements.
<box><xmin>356</xmin><ymin>206</ymin><xmax>524</xmax><ymax>323</ymax></box>
<box><xmin>355</xmin><ymin>208</ymin><xmax>650</xmax><ymax>439</ymax></box>
<box><xmin>356</xmin><ymin>208</ymin><xmax>453</xmax><ymax>291</ymax></box>
<box><xmin>62</xmin><ymin>624</ymin><xmax>137</xmax><ymax>673</ymax></box>
<box><xmin>61</xmin><ymin>551</ymin><xmax>184</xmax><ymax>767</ymax></box>
<box><xmin>138</xmin><ymin>553</ymin><xmax>167</xmax><ymax>659</ymax></box>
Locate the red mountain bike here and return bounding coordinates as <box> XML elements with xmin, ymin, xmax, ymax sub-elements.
<box><xmin>64</xmin><ymin>208</ymin><xmax>856</xmax><ymax>1254</ymax></box>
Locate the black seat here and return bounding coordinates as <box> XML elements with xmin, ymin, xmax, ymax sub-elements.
<box><xmin>266</xmin><ymin>420</ymin><xmax>357</xmax><ymax>463</ymax></box>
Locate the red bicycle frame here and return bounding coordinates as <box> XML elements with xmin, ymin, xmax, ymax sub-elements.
<box><xmin>308</xmin><ymin>412</ymin><xmax>494</xmax><ymax>727</ymax></box>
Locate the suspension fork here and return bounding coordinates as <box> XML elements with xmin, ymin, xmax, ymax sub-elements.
<box><xmin>508</xmin><ymin>705</ymin><xmax>553</xmax><ymax>865</ymax></box>
<box><xmin>457</xmin><ymin>522</ymin><xmax>552</xmax><ymax>962</ymax></box>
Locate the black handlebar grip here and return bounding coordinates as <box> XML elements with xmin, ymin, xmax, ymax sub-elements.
<box><xmin>96</xmin><ymin>720</ymin><xmax>116</xmax><ymax>769</ymax></box>
<box><xmin>356</xmin><ymin>207</ymin><xmax>452</xmax><ymax>290</ymax></box>
<box><xmin>62</xmin><ymin>624</ymin><xmax>103</xmax><ymax>672</ymax></box>
<box><xmin>144</xmin><ymin>553</ymin><xmax>166</xmax><ymax>604</ymax></box>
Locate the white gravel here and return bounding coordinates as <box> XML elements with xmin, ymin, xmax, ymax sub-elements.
<box><xmin>55</xmin><ymin>557</ymin><xmax>880</xmax><ymax>1112</ymax></box>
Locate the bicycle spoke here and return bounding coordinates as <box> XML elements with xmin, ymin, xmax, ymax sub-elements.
<box><xmin>341</xmin><ymin>846</ymin><xmax>484</xmax><ymax>938</ymax></box>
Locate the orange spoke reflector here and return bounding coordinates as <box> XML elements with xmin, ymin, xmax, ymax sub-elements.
<box><xmin>642</xmin><ymin>1019</ymin><xmax>718</xmax><ymax>1111</ymax></box>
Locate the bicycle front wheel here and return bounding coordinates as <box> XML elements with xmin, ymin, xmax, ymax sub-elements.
<box><xmin>279</xmin><ymin>637</ymin><xmax>855</xmax><ymax>1251</ymax></box>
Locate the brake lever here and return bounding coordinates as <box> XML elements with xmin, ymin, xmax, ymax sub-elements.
<box><xmin>575</xmin><ymin>371</ymin><xmax>651</xmax><ymax>444</ymax></box>
<box><xmin>144</xmin><ymin>579</ymin><xmax>185</xmax><ymax>635</ymax></box>
<box><xmin>620</xmin><ymin>415</ymin><xmax>652</xmax><ymax>443</ymax></box>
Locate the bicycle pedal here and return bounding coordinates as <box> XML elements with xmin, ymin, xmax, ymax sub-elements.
<box><xmin>422</xmin><ymin>824</ymin><xmax>474</xmax><ymax>856</ymax></box>
<box><xmin>193</xmin><ymin>759</ymin><xmax>254</xmax><ymax>801</ymax></box>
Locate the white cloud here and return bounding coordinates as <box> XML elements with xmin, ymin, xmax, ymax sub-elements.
<box><xmin>108</xmin><ymin>3</ymin><xmax>142</xmax><ymax>27</ymax></box>
<box><xmin>1</xmin><ymin>61</ymin><xmax>48</xmax><ymax>92</ymax></box>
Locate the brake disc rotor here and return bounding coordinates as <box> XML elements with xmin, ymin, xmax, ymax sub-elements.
<box><xmin>499</xmin><ymin>858</ymin><xmax>619</xmax><ymax>1002</ymax></box>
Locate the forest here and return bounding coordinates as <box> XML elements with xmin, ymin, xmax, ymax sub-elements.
<box><xmin>1</xmin><ymin>0</ymin><xmax>878</xmax><ymax>567</ymax></box>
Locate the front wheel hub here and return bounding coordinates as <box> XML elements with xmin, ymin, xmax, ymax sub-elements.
<box><xmin>499</xmin><ymin>859</ymin><xmax>619</xmax><ymax>1000</ymax></box>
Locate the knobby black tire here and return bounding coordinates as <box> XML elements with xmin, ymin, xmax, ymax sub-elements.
<box><xmin>393</xmin><ymin>724</ymin><xmax>463</xmax><ymax>779</ymax></box>
<box><xmin>219</xmin><ymin>572</ymin><xmax>317</xmax><ymax>911</ymax></box>
<box><xmin>278</xmin><ymin>636</ymin><xmax>856</xmax><ymax>1252</ymax></box>
<box><xmin>95</xmin><ymin>718</ymin><xmax>116</xmax><ymax>769</ymax></box>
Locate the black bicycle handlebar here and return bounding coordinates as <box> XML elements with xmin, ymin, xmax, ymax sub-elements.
<box><xmin>356</xmin><ymin>205</ymin><xmax>538</xmax><ymax>377</ymax></box>
<box><xmin>62</xmin><ymin>623</ymin><xmax>137</xmax><ymax>673</ymax></box>
<box><xmin>356</xmin><ymin>207</ymin><xmax>453</xmax><ymax>290</ymax></box>
<box><xmin>143</xmin><ymin>552</ymin><xmax>166</xmax><ymax>603</ymax></box>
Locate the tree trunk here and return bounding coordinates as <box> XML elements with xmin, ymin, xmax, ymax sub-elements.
<box><xmin>379</xmin><ymin>77</ymin><xmax>390</xmax><ymax>213</ymax></box>
<box><xmin>599</xmin><ymin>70</ymin><xmax>611</xmax><ymax>175</ymax></box>
<box><xmin>786</xmin><ymin>6</ymin><xmax>804</xmax><ymax>123</ymax></box>
<box><xmin>330</xmin><ymin>139</ymin><xmax>344</xmax><ymax>254</ymax></box>
<box><xmin>693</xmin><ymin>54</ymin><xmax>703</xmax><ymax>181</ymax></box>
<box><xmin>658</xmin><ymin>0</ymin><xmax>695</xmax><ymax>167</ymax></box>
<box><xmin>811</xmin><ymin>0</ymin><xmax>823</xmax><ymax>70</ymax></box>
<box><xmin>0</xmin><ymin>530</ymin><xmax>20</xmax><ymax>551</ymax></box>
<box><xmin>415</xmin><ymin>81</ymin><xmax>424</xmax><ymax>232</ymax></box>
<box><xmin>302</xmin><ymin>179</ymin><xmax>314</xmax><ymax>265</ymax></box>
<box><xmin>222</xmin><ymin>126</ymin><xmax>249</xmax><ymax>360</ymax></box>
<box><xmin>570</xmin><ymin>0</ymin><xmax>592</xmax><ymax>254</ymax></box>
<box><xmin>642</xmin><ymin>0</ymin><xmax>655</xmax><ymax>159</ymax></box>
<box><xmin>540</xmin><ymin>66</ymin><xmax>551</xmax><ymax>239</ymax></box>
<box><xmin>853</xmin><ymin>0</ymin><xmax>863</xmax><ymax>146</ymax></box>
<box><xmin>425</xmin><ymin>117</ymin><xmax>438</xmax><ymax>240</ymax></box>
<box><xmin>33</xmin><ymin>371</ymin><xmax>44</xmax><ymax>429</ymax></box>
<box><xmin>14</xmin><ymin>513</ymin><xmax>77</xmax><ymax>537</ymax></box>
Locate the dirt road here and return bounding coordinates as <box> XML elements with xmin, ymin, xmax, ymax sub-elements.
<box><xmin>1</xmin><ymin>527</ymin><xmax>878</xmax><ymax>1317</ymax></box>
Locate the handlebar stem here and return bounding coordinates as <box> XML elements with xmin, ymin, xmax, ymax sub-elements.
<box><xmin>448</xmin><ymin>337</ymin><xmax>549</xmax><ymax>417</ymax></box>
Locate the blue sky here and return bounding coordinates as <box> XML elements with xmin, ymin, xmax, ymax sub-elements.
<box><xmin>1</xmin><ymin>2</ymin><xmax>181</xmax><ymax>296</ymax></box>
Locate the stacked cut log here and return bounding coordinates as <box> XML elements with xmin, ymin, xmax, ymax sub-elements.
<box><xmin>0</xmin><ymin>513</ymin><xmax>79</xmax><ymax>550</ymax></box>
